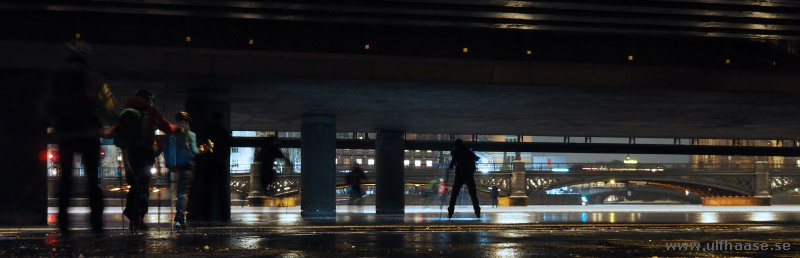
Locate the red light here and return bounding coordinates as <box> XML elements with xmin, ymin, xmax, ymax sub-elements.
<box><xmin>100</xmin><ymin>151</ymin><xmax>105</xmax><ymax>157</ymax></box>
<box><xmin>581</xmin><ymin>167</ymin><xmax>599</xmax><ymax>171</ymax></box>
<box><xmin>39</xmin><ymin>150</ymin><xmax>54</xmax><ymax>162</ymax></box>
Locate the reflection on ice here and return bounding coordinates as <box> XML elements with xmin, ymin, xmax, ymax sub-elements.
<box><xmin>700</xmin><ymin>212</ymin><xmax>719</xmax><ymax>223</ymax></box>
<box><xmin>495</xmin><ymin>213</ymin><xmax>531</xmax><ymax>224</ymax></box>
<box><xmin>493</xmin><ymin>247</ymin><xmax>522</xmax><ymax>257</ymax></box>
<box><xmin>277</xmin><ymin>214</ymin><xmax>301</xmax><ymax>224</ymax></box>
<box><xmin>748</xmin><ymin>212</ymin><xmax>776</xmax><ymax>222</ymax></box>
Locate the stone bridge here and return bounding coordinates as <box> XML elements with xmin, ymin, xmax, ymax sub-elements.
<box><xmin>234</xmin><ymin>163</ymin><xmax>800</xmax><ymax>199</ymax></box>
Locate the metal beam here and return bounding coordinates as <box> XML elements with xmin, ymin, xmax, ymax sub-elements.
<box><xmin>3</xmin><ymin>0</ymin><xmax>800</xmax><ymax>40</ymax></box>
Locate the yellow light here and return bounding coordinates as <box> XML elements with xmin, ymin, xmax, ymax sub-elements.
<box><xmin>772</xmin><ymin>61</ymin><xmax>777</xmax><ymax>66</ymax></box>
<box><xmin>725</xmin><ymin>59</ymin><xmax>731</xmax><ymax>64</ymax></box>
<box><xmin>186</xmin><ymin>36</ymin><xmax>191</xmax><ymax>42</ymax></box>
<box><xmin>462</xmin><ymin>47</ymin><xmax>468</xmax><ymax>53</ymax></box>
<box><xmin>75</xmin><ymin>33</ymin><xmax>81</xmax><ymax>39</ymax></box>
<box><xmin>609</xmin><ymin>179</ymin><xmax>615</xmax><ymax>184</ymax></box>
<box><xmin>628</xmin><ymin>55</ymin><xmax>633</xmax><ymax>61</ymax></box>
<box><xmin>248</xmin><ymin>38</ymin><xmax>254</xmax><ymax>45</ymax></box>
<box><xmin>364</xmin><ymin>44</ymin><xmax>370</xmax><ymax>50</ymax></box>
<box><xmin>526</xmin><ymin>50</ymin><xmax>531</xmax><ymax>55</ymax></box>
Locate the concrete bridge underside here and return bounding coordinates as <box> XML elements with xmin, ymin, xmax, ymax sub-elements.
<box><xmin>3</xmin><ymin>41</ymin><xmax>800</xmax><ymax>139</ymax></box>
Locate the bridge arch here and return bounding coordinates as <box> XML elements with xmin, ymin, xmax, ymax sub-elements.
<box><xmin>532</xmin><ymin>176</ymin><xmax>752</xmax><ymax>197</ymax></box>
<box><xmin>585</xmin><ymin>187</ymin><xmax>702</xmax><ymax>204</ymax></box>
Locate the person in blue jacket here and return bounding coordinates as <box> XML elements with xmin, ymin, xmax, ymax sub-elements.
<box><xmin>162</xmin><ymin>111</ymin><xmax>201</xmax><ymax>228</ymax></box>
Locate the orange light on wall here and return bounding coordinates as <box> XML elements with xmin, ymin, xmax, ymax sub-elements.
<box><xmin>248</xmin><ymin>38</ymin><xmax>254</xmax><ymax>45</ymax></box>
<box><xmin>725</xmin><ymin>59</ymin><xmax>731</xmax><ymax>64</ymax></box>
<box><xmin>526</xmin><ymin>50</ymin><xmax>532</xmax><ymax>55</ymax></box>
<box><xmin>462</xmin><ymin>47</ymin><xmax>468</xmax><ymax>53</ymax></box>
<box><xmin>75</xmin><ymin>33</ymin><xmax>81</xmax><ymax>39</ymax></box>
<box><xmin>364</xmin><ymin>44</ymin><xmax>370</xmax><ymax>50</ymax></box>
<box><xmin>628</xmin><ymin>55</ymin><xmax>634</xmax><ymax>61</ymax></box>
<box><xmin>185</xmin><ymin>36</ymin><xmax>192</xmax><ymax>42</ymax></box>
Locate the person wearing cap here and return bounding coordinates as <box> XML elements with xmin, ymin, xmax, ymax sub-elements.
<box><xmin>120</xmin><ymin>89</ymin><xmax>177</xmax><ymax>230</ymax></box>
<box><xmin>161</xmin><ymin>111</ymin><xmax>203</xmax><ymax>228</ymax></box>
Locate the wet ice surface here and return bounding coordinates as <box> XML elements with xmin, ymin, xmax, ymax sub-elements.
<box><xmin>49</xmin><ymin>205</ymin><xmax>800</xmax><ymax>227</ymax></box>
<box><xmin>3</xmin><ymin>205</ymin><xmax>799</xmax><ymax>257</ymax></box>
<box><xmin>3</xmin><ymin>225</ymin><xmax>800</xmax><ymax>257</ymax></box>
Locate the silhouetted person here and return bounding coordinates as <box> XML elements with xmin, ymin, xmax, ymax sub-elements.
<box><xmin>117</xmin><ymin>89</ymin><xmax>176</xmax><ymax>230</ymax></box>
<box><xmin>49</xmin><ymin>39</ymin><xmax>116</xmax><ymax>235</ymax></box>
<box><xmin>255</xmin><ymin>136</ymin><xmax>292</xmax><ymax>194</ymax></box>
<box><xmin>160</xmin><ymin>111</ymin><xmax>203</xmax><ymax>228</ymax></box>
<box><xmin>447</xmin><ymin>139</ymin><xmax>481</xmax><ymax>218</ymax></box>
<box><xmin>491</xmin><ymin>185</ymin><xmax>499</xmax><ymax>208</ymax></box>
<box><xmin>346</xmin><ymin>164</ymin><xmax>367</xmax><ymax>205</ymax></box>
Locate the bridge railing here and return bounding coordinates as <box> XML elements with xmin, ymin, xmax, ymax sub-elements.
<box><xmin>232</xmin><ymin>162</ymin><xmax>800</xmax><ymax>181</ymax></box>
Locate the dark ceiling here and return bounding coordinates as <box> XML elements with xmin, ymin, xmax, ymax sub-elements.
<box><xmin>2</xmin><ymin>0</ymin><xmax>800</xmax><ymax>139</ymax></box>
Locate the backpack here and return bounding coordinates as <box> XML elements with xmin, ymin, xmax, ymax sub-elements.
<box><xmin>113</xmin><ymin>108</ymin><xmax>148</xmax><ymax>149</ymax></box>
<box><xmin>163</xmin><ymin>132</ymin><xmax>197</xmax><ymax>169</ymax></box>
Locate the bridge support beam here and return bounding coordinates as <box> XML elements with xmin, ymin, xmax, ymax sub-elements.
<box><xmin>375</xmin><ymin>130</ymin><xmax>405</xmax><ymax>214</ymax></box>
<box><xmin>509</xmin><ymin>159</ymin><xmax>529</xmax><ymax>206</ymax></box>
<box><xmin>300</xmin><ymin>115</ymin><xmax>337</xmax><ymax>217</ymax></box>
<box><xmin>0</xmin><ymin>71</ymin><xmax>47</xmax><ymax>225</ymax></box>
<box><xmin>753</xmin><ymin>161</ymin><xmax>772</xmax><ymax>206</ymax></box>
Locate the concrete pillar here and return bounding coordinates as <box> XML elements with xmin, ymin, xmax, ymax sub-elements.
<box><xmin>375</xmin><ymin>130</ymin><xmax>405</xmax><ymax>214</ymax></box>
<box><xmin>247</xmin><ymin>162</ymin><xmax>267</xmax><ymax>206</ymax></box>
<box><xmin>753</xmin><ymin>161</ymin><xmax>772</xmax><ymax>206</ymax></box>
<box><xmin>186</xmin><ymin>83</ymin><xmax>231</xmax><ymax>221</ymax></box>
<box><xmin>509</xmin><ymin>158</ymin><xmax>528</xmax><ymax>206</ymax></box>
<box><xmin>301</xmin><ymin>115</ymin><xmax>336</xmax><ymax>217</ymax></box>
<box><xmin>0</xmin><ymin>71</ymin><xmax>48</xmax><ymax>225</ymax></box>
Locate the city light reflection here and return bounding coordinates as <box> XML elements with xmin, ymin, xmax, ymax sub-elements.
<box><xmin>277</xmin><ymin>213</ymin><xmax>301</xmax><ymax>224</ymax></box>
<box><xmin>748</xmin><ymin>212</ymin><xmax>776</xmax><ymax>222</ymax></box>
<box><xmin>230</xmin><ymin>236</ymin><xmax>262</xmax><ymax>250</ymax></box>
<box><xmin>493</xmin><ymin>247</ymin><xmax>521</xmax><ymax>257</ymax></box>
<box><xmin>699</xmin><ymin>212</ymin><xmax>719</xmax><ymax>223</ymax></box>
<box><xmin>495</xmin><ymin>213</ymin><xmax>531</xmax><ymax>224</ymax></box>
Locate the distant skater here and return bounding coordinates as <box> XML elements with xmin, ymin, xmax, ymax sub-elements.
<box><xmin>347</xmin><ymin>164</ymin><xmax>367</xmax><ymax>205</ymax></box>
<box><xmin>255</xmin><ymin>136</ymin><xmax>293</xmax><ymax>194</ymax></box>
<box><xmin>447</xmin><ymin>139</ymin><xmax>481</xmax><ymax>218</ymax></box>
